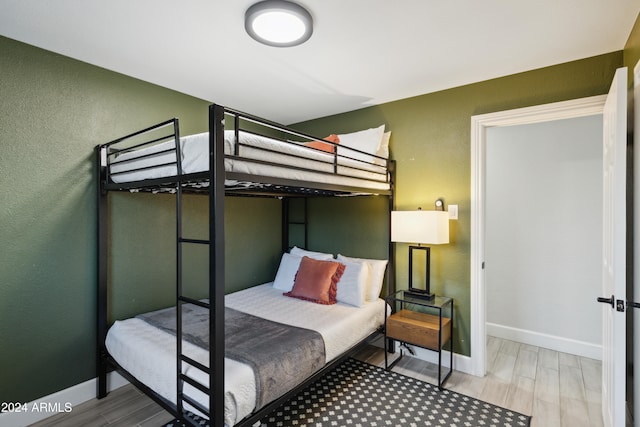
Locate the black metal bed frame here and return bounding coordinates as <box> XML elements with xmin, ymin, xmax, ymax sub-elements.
<box><xmin>96</xmin><ymin>104</ymin><xmax>396</xmax><ymax>426</ymax></box>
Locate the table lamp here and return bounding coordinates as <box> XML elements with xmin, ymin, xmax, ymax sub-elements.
<box><xmin>391</xmin><ymin>204</ymin><xmax>449</xmax><ymax>299</ymax></box>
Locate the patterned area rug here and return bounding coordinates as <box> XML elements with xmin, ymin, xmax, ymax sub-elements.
<box><xmin>259</xmin><ymin>358</ymin><xmax>531</xmax><ymax>427</ymax></box>
<box><xmin>165</xmin><ymin>357</ymin><xmax>531</xmax><ymax>427</ymax></box>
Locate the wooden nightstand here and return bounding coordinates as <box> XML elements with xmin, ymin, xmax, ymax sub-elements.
<box><xmin>384</xmin><ymin>290</ymin><xmax>454</xmax><ymax>389</ymax></box>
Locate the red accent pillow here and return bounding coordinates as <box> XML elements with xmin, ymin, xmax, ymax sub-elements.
<box><xmin>284</xmin><ymin>256</ymin><xmax>345</xmax><ymax>305</ymax></box>
<box><xmin>304</xmin><ymin>134</ymin><xmax>340</xmax><ymax>153</ymax></box>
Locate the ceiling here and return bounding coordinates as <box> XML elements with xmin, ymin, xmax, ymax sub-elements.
<box><xmin>1</xmin><ymin>0</ymin><xmax>639</xmax><ymax>124</ymax></box>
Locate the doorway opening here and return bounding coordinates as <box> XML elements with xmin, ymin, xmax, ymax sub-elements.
<box><xmin>469</xmin><ymin>95</ymin><xmax>606</xmax><ymax>376</ymax></box>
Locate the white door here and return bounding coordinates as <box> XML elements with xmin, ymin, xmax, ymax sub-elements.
<box><xmin>600</xmin><ymin>66</ymin><xmax>627</xmax><ymax>427</ymax></box>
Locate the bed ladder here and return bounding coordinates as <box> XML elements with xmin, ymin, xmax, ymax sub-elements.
<box><xmin>173</xmin><ymin>105</ymin><xmax>226</xmax><ymax>427</ymax></box>
<box><xmin>170</xmin><ymin>121</ymin><xmax>210</xmax><ymax>425</ymax></box>
<box><xmin>176</xmin><ymin>234</ymin><xmax>211</xmax><ymax>425</ymax></box>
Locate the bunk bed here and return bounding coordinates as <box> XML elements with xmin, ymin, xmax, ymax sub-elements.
<box><xmin>96</xmin><ymin>104</ymin><xmax>396</xmax><ymax>426</ymax></box>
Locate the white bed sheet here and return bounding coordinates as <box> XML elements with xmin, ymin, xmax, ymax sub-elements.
<box><xmin>109</xmin><ymin>131</ymin><xmax>390</xmax><ymax>191</ymax></box>
<box><xmin>105</xmin><ymin>283</ymin><xmax>386</xmax><ymax>426</ymax></box>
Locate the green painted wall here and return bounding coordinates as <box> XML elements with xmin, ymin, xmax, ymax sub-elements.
<box><xmin>293</xmin><ymin>51</ymin><xmax>623</xmax><ymax>356</ymax></box>
<box><xmin>306</xmin><ymin>196</ymin><xmax>390</xmax><ymax>260</ymax></box>
<box><xmin>108</xmin><ymin>193</ymin><xmax>281</xmax><ymax>320</ymax></box>
<box><xmin>0</xmin><ymin>36</ymin><xmax>280</xmax><ymax>404</ymax></box>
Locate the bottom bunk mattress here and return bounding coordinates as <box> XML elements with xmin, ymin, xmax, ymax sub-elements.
<box><xmin>105</xmin><ymin>283</ymin><xmax>387</xmax><ymax>426</ymax></box>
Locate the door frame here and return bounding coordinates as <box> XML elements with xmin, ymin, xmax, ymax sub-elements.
<box><xmin>469</xmin><ymin>95</ymin><xmax>607</xmax><ymax>376</ymax></box>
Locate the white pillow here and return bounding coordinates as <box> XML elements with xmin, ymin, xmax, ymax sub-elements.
<box><xmin>272</xmin><ymin>253</ymin><xmax>303</xmax><ymax>292</ymax></box>
<box><xmin>336</xmin><ymin>260</ymin><xmax>370</xmax><ymax>307</ymax></box>
<box><xmin>337</xmin><ymin>254</ymin><xmax>388</xmax><ymax>301</ymax></box>
<box><xmin>337</xmin><ymin>124</ymin><xmax>385</xmax><ymax>164</ymax></box>
<box><xmin>374</xmin><ymin>131</ymin><xmax>391</xmax><ymax>166</ymax></box>
<box><xmin>290</xmin><ymin>246</ymin><xmax>334</xmax><ymax>260</ymax></box>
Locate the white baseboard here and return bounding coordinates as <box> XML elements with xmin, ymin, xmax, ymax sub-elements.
<box><xmin>371</xmin><ymin>336</ymin><xmax>475</xmax><ymax>376</ymax></box>
<box><xmin>0</xmin><ymin>372</ymin><xmax>129</xmax><ymax>427</ymax></box>
<box><xmin>486</xmin><ymin>322</ymin><xmax>602</xmax><ymax>360</ymax></box>
<box><xmin>398</xmin><ymin>344</ymin><xmax>474</xmax><ymax>375</ymax></box>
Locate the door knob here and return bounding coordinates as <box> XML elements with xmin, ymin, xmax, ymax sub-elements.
<box><xmin>597</xmin><ymin>295</ymin><xmax>615</xmax><ymax>308</ymax></box>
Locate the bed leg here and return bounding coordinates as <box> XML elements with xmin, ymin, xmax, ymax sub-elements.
<box><xmin>97</xmin><ymin>356</ymin><xmax>108</xmax><ymax>399</ymax></box>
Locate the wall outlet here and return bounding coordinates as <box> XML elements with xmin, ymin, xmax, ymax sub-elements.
<box><xmin>449</xmin><ymin>204</ymin><xmax>459</xmax><ymax>220</ymax></box>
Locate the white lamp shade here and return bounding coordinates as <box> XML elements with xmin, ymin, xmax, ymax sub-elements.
<box><xmin>391</xmin><ymin>210</ymin><xmax>450</xmax><ymax>244</ymax></box>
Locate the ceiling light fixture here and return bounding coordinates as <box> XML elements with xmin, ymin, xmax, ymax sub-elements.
<box><xmin>245</xmin><ymin>0</ymin><xmax>313</xmax><ymax>47</ymax></box>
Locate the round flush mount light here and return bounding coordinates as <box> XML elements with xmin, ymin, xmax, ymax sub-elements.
<box><xmin>245</xmin><ymin>0</ymin><xmax>313</xmax><ymax>47</ymax></box>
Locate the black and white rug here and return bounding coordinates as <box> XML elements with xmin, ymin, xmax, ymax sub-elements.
<box><xmin>259</xmin><ymin>358</ymin><xmax>531</xmax><ymax>427</ymax></box>
<box><xmin>165</xmin><ymin>357</ymin><xmax>531</xmax><ymax>427</ymax></box>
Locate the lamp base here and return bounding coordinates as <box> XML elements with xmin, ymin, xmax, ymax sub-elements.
<box><xmin>407</xmin><ymin>245</ymin><xmax>434</xmax><ymax>300</ymax></box>
<box><xmin>405</xmin><ymin>289</ymin><xmax>435</xmax><ymax>300</ymax></box>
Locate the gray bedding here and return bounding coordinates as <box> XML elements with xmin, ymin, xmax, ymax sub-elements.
<box><xmin>136</xmin><ymin>301</ymin><xmax>326</xmax><ymax>409</ymax></box>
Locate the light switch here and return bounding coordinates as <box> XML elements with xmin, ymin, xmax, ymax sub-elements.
<box><xmin>449</xmin><ymin>204</ymin><xmax>458</xmax><ymax>220</ymax></box>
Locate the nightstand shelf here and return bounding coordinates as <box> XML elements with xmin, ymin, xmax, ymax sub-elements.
<box><xmin>384</xmin><ymin>290</ymin><xmax>453</xmax><ymax>389</ymax></box>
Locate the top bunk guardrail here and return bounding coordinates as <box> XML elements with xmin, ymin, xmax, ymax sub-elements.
<box><xmin>98</xmin><ymin>104</ymin><xmax>394</xmax><ymax>197</ymax></box>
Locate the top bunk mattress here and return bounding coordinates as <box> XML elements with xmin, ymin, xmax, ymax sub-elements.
<box><xmin>108</xmin><ymin>131</ymin><xmax>391</xmax><ymax>192</ymax></box>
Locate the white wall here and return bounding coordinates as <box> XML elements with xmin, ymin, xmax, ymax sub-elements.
<box><xmin>485</xmin><ymin>114</ymin><xmax>603</xmax><ymax>358</ymax></box>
